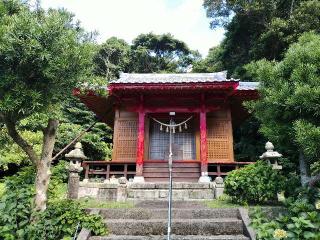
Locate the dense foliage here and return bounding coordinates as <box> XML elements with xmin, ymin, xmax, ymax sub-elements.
<box><xmin>0</xmin><ymin>0</ymin><xmax>112</xmax><ymax>172</ymax></box>
<box><xmin>94</xmin><ymin>33</ymin><xmax>201</xmax><ymax>79</ymax></box>
<box><xmin>0</xmin><ymin>1</ymin><xmax>94</xmax><ymax>124</ymax></box>
<box><xmin>0</xmin><ymin>0</ymin><xmax>100</xmax><ymax>211</ymax></box>
<box><xmin>203</xmin><ymin>0</ymin><xmax>320</xmax><ymax>78</ymax></box>
<box><xmin>0</xmin><ymin>165</ymin><xmax>107</xmax><ymax>240</ymax></box>
<box><xmin>59</xmin><ymin>96</ymin><xmax>113</xmax><ymax>161</ymax></box>
<box><xmin>224</xmin><ymin>161</ymin><xmax>286</xmax><ymax>204</ymax></box>
<box><xmin>251</xmin><ymin>188</ymin><xmax>320</xmax><ymax>239</ymax></box>
<box><xmin>246</xmin><ymin>32</ymin><xmax>320</xmax><ymax>185</ymax></box>
<box><xmin>93</xmin><ymin>37</ymin><xmax>131</xmax><ymax>79</ymax></box>
<box><xmin>200</xmin><ymin>0</ymin><xmax>320</xmax><ymax>164</ymax></box>
<box><xmin>130</xmin><ymin>33</ymin><xmax>200</xmax><ymax>73</ymax></box>
<box><xmin>0</xmin><ymin>128</ymin><xmax>42</xmax><ymax>171</ymax></box>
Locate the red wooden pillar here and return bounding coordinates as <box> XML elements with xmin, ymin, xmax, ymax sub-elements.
<box><xmin>136</xmin><ymin>104</ymin><xmax>145</xmax><ymax>176</ymax></box>
<box><xmin>200</xmin><ymin>99</ymin><xmax>208</xmax><ymax>173</ymax></box>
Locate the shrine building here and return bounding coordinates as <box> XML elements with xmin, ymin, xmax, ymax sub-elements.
<box><xmin>77</xmin><ymin>71</ymin><xmax>259</xmax><ymax>183</ymax></box>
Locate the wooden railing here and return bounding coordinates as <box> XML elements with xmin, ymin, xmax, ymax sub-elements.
<box><xmin>82</xmin><ymin>161</ymin><xmax>136</xmax><ymax>180</ymax></box>
<box><xmin>81</xmin><ymin>161</ymin><xmax>254</xmax><ymax>181</ymax></box>
<box><xmin>208</xmin><ymin>162</ymin><xmax>254</xmax><ymax>178</ymax></box>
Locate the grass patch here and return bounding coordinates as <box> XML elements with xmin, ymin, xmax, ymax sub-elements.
<box><xmin>205</xmin><ymin>195</ymin><xmax>283</xmax><ymax>209</ymax></box>
<box><xmin>205</xmin><ymin>194</ymin><xmax>244</xmax><ymax>208</ymax></box>
<box><xmin>205</xmin><ymin>199</ymin><xmax>242</xmax><ymax>208</ymax></box>
<box><xmin>76</xmin><ymin>198</ymin><xmax>134</xmax><ymax>209</ymax></box>
<box><xmin>0</xmin><ymin>182</ymin><xmax>5</xmax><ymax>197</ymax></box>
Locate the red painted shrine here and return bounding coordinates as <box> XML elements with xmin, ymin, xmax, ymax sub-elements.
<box><xmin>76</xmin><ymin>72</ymin><xmax>259</xmax><ymax>182</ymax></box>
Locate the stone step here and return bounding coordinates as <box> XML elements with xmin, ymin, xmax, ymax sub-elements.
<box><xmin>128</xmin><ymin>183</ymin><xmax>212</xmax><ymax>189</ymax></box>
<box><xmin>143</xmin><ymin>162</ymin><xmax>200</xmax><ymax>168</ymax></box>
<box><xmin>100</xmin><ymin>208</ymin><xmax>240</xmax><ymax>220</ymax></box>
<box><xmin>143</xmin><ymin>167</ymin><xmax>200</xmax><ymax>173</ymax></box>
<box><xmin>144</xmin><ymin>177</ymin><xmax>199</xmax><ymax>182</ymax></box>
<box><xmin>90</xmin><ymin>235</ymin><xmax>249</xmax><ymax>240</ymax></box>
<box><xmin>104</xmin><ymin>218</ymin><xmax>244</xmax><ymax>236</ymax></box>
<box><xmin>134</xmin><ymin>200</ymin><xmax>208</xmax><ymax>209</ymax></box>
<box><xmin>143</xmin><ymin>172</ymin><xmax>200</xmax><ymax>178</ymax></box>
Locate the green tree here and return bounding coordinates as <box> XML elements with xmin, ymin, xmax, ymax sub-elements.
<box><xmin>130</xmin><ymin>32</ymin><xmax>200</xmax><ymax>73</ymax></box>
<box><xmin>0</xmin><ymin>1</ymin><xmax>94</xmax><ymax>211</ymax></box>
<box><xmin>203</xmin><ymin>0</ymin><xmax>320</xmax><ymax>78</ymax></box>
<box><xmin>246</xmin><ymin>32</ymin><xmax>320</xmax><ymax>186</ymax></box>
<box><xmin>203</xmin><ymin>0</ymin><xmax>320</xmax><ymax>163</ymax></box>
<box><xmin>203</xmin><ymin>0</ymin><xmax>294</xmax><ymax>29</ymax></box>
<box><xmin>93</xmin><ymin>37</ymin><xmax>131</xmax><ymax>80</ymax></box>
<box><xmin>60</xmin><ymin>96</ymin><xmax>112</xmax><ymax>161</ymax></box>
<box><xmin>252</xmin><ymin>0</ymin><xmax>320</xmax><ymax>61</ymax></box>
<box><xmin>192</xmin><ymin>45</ymin><xmax>224</xmax><ymax>73</ymax></box>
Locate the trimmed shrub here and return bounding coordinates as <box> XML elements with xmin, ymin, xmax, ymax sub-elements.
<box><xmin>224</xmin><ymin>161</ymin><xmax>285</xmax><ymax>204</ymax></box>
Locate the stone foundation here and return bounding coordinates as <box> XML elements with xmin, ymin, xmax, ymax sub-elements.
<box><xmin>78</xmin><ymin>182</ymin><xmax>118</xmax><ymax>200</ymax></box>
<box><xmin>78</xmin><ymin>182</ymin><xmax>218</xmax><ymax>201</ymax></box>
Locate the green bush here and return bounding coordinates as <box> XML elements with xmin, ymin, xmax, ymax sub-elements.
<box><xmin>0</xmin><ymin>167</ymin><xmax>35</xmax><ymax>239</ymax></box>
<box><xmin>0</xmin><ymin>167</ymin><xmax>107</xmax><ymax>240</ymax></box>
<box><xmin>250</xmin><ymin>188</ymin><xmax>320</xmax><ymax>239</ymax></box>
<box><xmin>51</xmin><ymin>160</ymin><xmax>69</xmax><ymax>183</ymax></box>
<box><xmin>28</xmin><ymin>200</ymin><xmax>107</xmax><ymax>239</ymax></box>
<box><xmin>48</xmin><ymin>161</ymin><xmax>69</xmax><ymax>199</ymax></box>
<box><xmin>224</xmin><ymin>161</ymin><xmax>286</xmax><ymax>204</ymax></box>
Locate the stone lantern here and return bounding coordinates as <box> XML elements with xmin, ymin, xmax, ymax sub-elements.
<box><xmin>260</xmin><ymin>141</ymin><xmax>283</xmax><ymax>170</ymax></box>
<box><xmin>65</xmin><ymin>142</ymin><xmax>87</xmax><ymax>199</ymax></box>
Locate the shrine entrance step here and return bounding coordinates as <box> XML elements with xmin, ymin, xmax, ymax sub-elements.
<box><xmin>143</xmin><ymin>162</ymin><xmax>201</xmax><ymax>182</ymax></box>
<box><xmin>89</xmin><ymin>236</ymin><xmax>249</xmax><ymax>240</ymax></box>
<box><xmin>87</xmin><ymin>201</ymin><xmax>250</xmax><ymax>240</ymax></box>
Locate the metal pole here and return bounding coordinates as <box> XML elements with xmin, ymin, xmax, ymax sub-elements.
<box><xmin>167</xmin><ymin>119</ymin><xmax>174</xmax><ymax>240</ymax></box>
<box><xmin>150</xmin><ymin>116</ymin><xmax>193</xmax><ymax>240</ymax></box>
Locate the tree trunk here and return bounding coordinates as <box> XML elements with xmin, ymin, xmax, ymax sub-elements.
<box><xmin>34</xmin><ymin>119</ymin><xmax>59</xmax><ymax>211</ymax></box>
<box><xmin>2</xmin><ymin>115</ymin><xmax>39</xmax><ymax>165</ymax></box>
<box><xmin>299</xmin><ymin>150</ymin><xmax>310</xmax><ymax>187</ymax></box>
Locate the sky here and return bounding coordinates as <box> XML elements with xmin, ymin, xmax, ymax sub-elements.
<box><xmin>40</xmin><ymin>0</ymin><xmax>225</xmax><ymax>57</ymax></box>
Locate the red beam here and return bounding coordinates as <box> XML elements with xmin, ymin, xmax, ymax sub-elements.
<box><xmin>200</xmin><ymin>96</ymin><xmax>208</xmax><ymax>173</ymax></box>
<box><xmin>136</xmin><ymin>96</ymin><xmax>145</xmax><ymax>176</ymax></box>
<box><xmin>119</xmin><ymin>95</ymin><xmax>228</xmax><ymax>103</ymax></box>
<box><xmin>126</xmin><ymin>106</ymin><xmax>221</xmax><ymax>113</ymax></box>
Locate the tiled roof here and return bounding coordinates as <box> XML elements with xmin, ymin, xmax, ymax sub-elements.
<box><xmin>111</xmin><ymin>71</ymin><xmax>235</xmax><ymax>84</ymax></box>
<box><xmin>237</xmin><ymin>82</ymin><xmax>259</xmax><ymax>90</ymax></box>
<box><xmin>110</xmin><ymin>72</ymin><xmax>259</xmax><ymax>90</ymax></box>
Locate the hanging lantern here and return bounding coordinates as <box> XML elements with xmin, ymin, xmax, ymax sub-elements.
<box><xmin>172</xmin><ymin>127</ymin><xmax>175</xmax><ymax>133</ymax></box>
<box><xmin>160</xmin><ymin>124</ymin><xmax>163</xmax><ymax>131</ymax></box>
<box><xmin>184</xmin><ymin>122</ymin><xmax>188</xmax><ymax>129</ymax></box>
<box><xmin>166</xmin><ymin>126</ymin><xmax>169</xmax><ymax>132</ymax></box>
<box><xmin>179</xmin><ymin>125</ymin><xmax>182</xmax><ymax>132</ymax></box>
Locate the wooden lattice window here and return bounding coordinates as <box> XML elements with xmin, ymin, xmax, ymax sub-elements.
<box><xmin>207</xmin><ymin>110</ymin><xmax>234</xmax><ymax>162</ymax></box>
<box><xmin>113</xmin><ymin>118</ymin><xmax>138</xmax><ymax>161</ymax></box>
<box><xmin>149</xmin><ymin>120</ymin><xmax>196</xmax><ymax>160</ymax></box>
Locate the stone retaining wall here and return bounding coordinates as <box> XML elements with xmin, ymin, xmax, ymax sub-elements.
<box><xmin>78</xmin><ymin>182</ymin><xmax>217</xmax><ymax>201</ymax></box>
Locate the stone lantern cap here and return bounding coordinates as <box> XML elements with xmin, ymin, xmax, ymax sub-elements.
<box><xmin>65</xmin><ymin>142</ymin><xmax>88</xmax><ymax>161</ymax></box>
<box><xmin>260</xmin><ymin>141</ymin><xmax>283</xmax><ymax>159</ymax></box>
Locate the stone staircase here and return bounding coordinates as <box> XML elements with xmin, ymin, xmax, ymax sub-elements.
<box><xmin>88</xmin><ymin>201</ymin><xmax>250</xmax><ymax>240</ymax></box>
<box><xmin>143</xmin><ymin>162</ymin><xmax>201</xmax><ymax>182</ymax></box>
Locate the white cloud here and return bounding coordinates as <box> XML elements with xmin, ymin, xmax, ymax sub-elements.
<box><xmin>41</xmin><ymin>0</ymin><xmax>225</xmax><ymax>57</ymax></box>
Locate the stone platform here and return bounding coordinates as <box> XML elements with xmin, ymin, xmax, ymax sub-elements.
<box><xmin>78</xmin><ymin>182</ymin><xmax>217</xmax><ymax>201</ymax></box>
<box><xmin>77</xmin><ymin>201</ymin><xmax>254</xmax><ymax>240</ymax></box>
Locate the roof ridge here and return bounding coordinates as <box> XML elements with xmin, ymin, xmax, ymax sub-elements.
<box><xmin>111</xmin><ymin>71</ymin><xmax>238</xmax><ymax>84</ymax></box>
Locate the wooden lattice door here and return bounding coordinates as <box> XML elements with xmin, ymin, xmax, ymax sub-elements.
<box><xmin>149</xmin><ymin>120</ymin><xmax>196</xmax><ymax>160</ymax></box>
<box><xmin>112</xmin><ymin>111</ymin><xmax>138</xmax><ymax>162</ymax></box>
<box><xmin>207</xmin><ymin>110</ymin><xmax>234</xmax><ymax>162</ymax></box>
